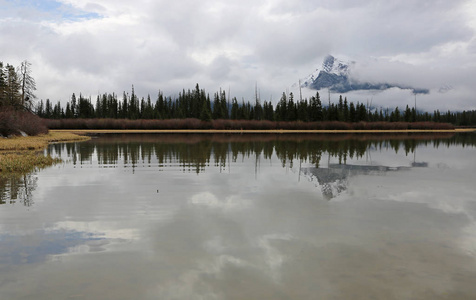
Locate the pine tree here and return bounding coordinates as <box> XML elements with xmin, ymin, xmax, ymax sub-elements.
<box><xmin>287</xmin><ymin>92</ymin><xmax>296</xmax><ymax>121</ymax></box>
<box><xmin>200</xmin><ymin>96</ymin><xmax>212</xmax><ymax>122</ymax></box>
<box><xmin>71</xmin><ymin>93</ymin><xmax>77</xmax><ymax>118</ymax></box>
<box><xmin>0</xmin><ymin>62</ymin><xmax>6</xmax><ymax>108</ymax></box>
<box><xmin>220</xmin><ymin>91</ymin><xmax>229</xmax><ymax>119</ymax></box>
<box><xmin>35</xmin><ymin>99</ymin><xmax>44</xmax><ymax>117</ymax></box>
<box><xmin>45</xmin><ymin>99</ymin><xmax>52</xmax><ymax>118</ymax></box>
<box><xmin>4</xmin><ymin>64</ymin><xmax>21</xmax><ymax>108</ymax></box>
<box><xmin>95</xmin><ymin>95</ymin><xmax>102</xmax><ymax>118</ymax></box>
<box><xmin>231</xmin><ymin>97</ymin><xmax>239</xmax><ymax>120</ymax></box>
<box><xmin>349</xmin><ymin>102</ymin><xmax>356</xmax><ymax>122</ymax></box>
<box><xmin>315</xmin><ymin>93</ymin><xmax>323</xmax><ymax>121</ymax></box>
<box><xmin>337</xmin><ymin>95</ymin><xmax>344</xmax><ymax>121</ymax></box>
<box><xmin>65</xmin><ymin>102</ymin><xmax>73</xmax><ymax>118</ymax></box>
<box><xmin>343</xmin><ymin>97</ymin><xmax>349</xmax><ymax>122</ymax></box>
<box><xmin>276</xmin><ymin>92</ymin><xmax>287</xmax><ymax>121</ymax></box>
<box><xmin>212</xmin><ymin>92</ymin><xmax>222</xmax><ymax>119</ymax></box>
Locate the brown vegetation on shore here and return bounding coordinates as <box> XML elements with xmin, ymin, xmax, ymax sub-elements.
<box><xmin>0</xmin><ymin>132</ymin><xmax>89</xmax><ymax>173</ymax></box>
<box><xmin>0</xmin><ymin>132</ymin><xmax>89</xmax><ymax>152</ymax></box>
<box><xmin>0</xmin><ymin>109</ymin><xmax>48</xmax><ymax>137</ymax></box>
<box><xmin>44</xmin><ymin>118</ymin><xmax>456</xmax><ymax>131</ymax></box>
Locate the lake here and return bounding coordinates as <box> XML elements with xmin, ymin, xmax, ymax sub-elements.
<box><xmin>1</xmin><ymin>132</ymin><xmax>476</xmax><ymax>299</ymax></box>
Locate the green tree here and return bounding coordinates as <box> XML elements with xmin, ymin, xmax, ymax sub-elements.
<box><xmin>404</xmin><ymin>105</ymin><xmax>412</xmax><ymax>122</ymax></box>
<box><xmin>286</xmin><ymin>92</ymin><xmax>296</xmax><ymax>121</ymax></box>
<box><xmin>343</xmin><ymin>97</ymin><xmax>349</xmax><ymax>122</ymax></box>
<box><xmin>4</xmin><ymin>64</ymin><xmax>21</xmax><ymax>108</ymax></box>
<box><xmin>0</xmin><ymin>62</ymin><xmax>6</xmax><ymax>107</ymax></box>
<box><xmin>200</xmin><ymin>95</ymin><xmax>212</xmax><ymax>121</ymax></box>
<box><xmin>276</xmin><ymin>92</ymin><xmax>287</xmax><ymax>121</ymax></box>
<box><xmin>212</xmin><ymin>92</ymin><xmax>222</xmax><ymax>119</ymax></box>
<box><xmin>349</xmin><ymin>102</ymin><xmax>356</xmax><ymax>122</ymax></box>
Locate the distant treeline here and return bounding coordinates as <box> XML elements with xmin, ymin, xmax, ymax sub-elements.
<box><xmin>36</xmin><ymin>84</ymin><xmax>476</xmax><ymax>126</ymax></box>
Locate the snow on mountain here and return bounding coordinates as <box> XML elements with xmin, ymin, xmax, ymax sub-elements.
<box><xmin>298</xmin><ymin>55</ymin><xmax>429</xmax><ymax>94</ymax></box>
<box><xmin>321</xmin><ymin>55</ymin><xmax>352</xmax><ymax>76</ymax></box>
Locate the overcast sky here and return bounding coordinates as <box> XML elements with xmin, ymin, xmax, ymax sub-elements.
<box><xmin>1</xmin><ymin>0</ymin><xmax>475</xmax><ymax>111</ymax></box>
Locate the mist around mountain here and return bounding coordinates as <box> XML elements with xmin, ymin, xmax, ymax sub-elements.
<box><xmin>300</xmin><ymin>55</ymin><xmax>429</xmax><ymax>95</ymax></box>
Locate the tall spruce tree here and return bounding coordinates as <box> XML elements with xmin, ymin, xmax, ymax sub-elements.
<box><xmin>4</xmin><ymin>64</ymin><xmax>21</xmax><ymax>108</ymax></box>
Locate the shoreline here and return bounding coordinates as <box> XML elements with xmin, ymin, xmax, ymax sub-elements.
<box><xmin>0</xmin><ymin>132</ymin><xmax>90</xmax><ymax>152</ymax></box>
<box><xmin>0</xmin><ymin>132</ymin><xmax>90</xmax><ymax>173</ymax></box>
<box><xmin>50</xmin><ymin>128</ymin><xmax>476</xmax><ymax>134</ymax></box>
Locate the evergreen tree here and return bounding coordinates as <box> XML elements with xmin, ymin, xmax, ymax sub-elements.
<box><xmin>276</xmin><ymin>92</ymin><xmax>287</xmax><ymax>121</ymax></box>
<box><xmin>199</xmin><ymin>95</ymin><xmax>212</xmax><ymax>122</ymax></box>
<box><xmin>4</xmin><ymin>64</ymin><xmax>21</xmax><ymax>108</ymax></box>
<box><xmin>404</xmin><ymin>105</ymin><xmax>412</xmax><ymax>122</ymax></box>
<box><xmin>263</xmin><ymin>100</ymin><xmax>274</xmax><ymax>121</ymax></box>
<box><xmin>35</xmin><ymin>99</ymin><xmax>44</xmax><ymax>117</ymax></box>
<box><xmin>212</xmin><ymin>92</ymin><xmax>222</xmax><ymax>119</ymax></box>
<box><xmin>231</xmin><ymin>97</ymin><xmax>239</xmax><ymax>120</ymax></box>
<box><xmin>95</xmin><ymin>95</ymin><xmax>102</xmax><ymax>118</ymax></box>
<box><xmin>254</xmin><ymin>98</ymin><xmax>263</xmax><ymax>120</ymax></box>
<box><xmin>65</xmin><ymin>102</ymin><xmax>73</xmax><ymax>118</ymax></box>
<box><xmin>286</xmin><ymin>92</ymin><xmax>296</xmax><ymax>121</ymax></box>
<box><xmin>71</xmin><ymin>93</ymin><xmax>77</xmax><ymax>118</ymax></box>
<box><xmin>343</xmin><ymin>97</ymin><xmax>349</xmax><ymax>122</ymax></box>
<box><xmin>349</xmin><ymin>102</ymin><xmax>356</xmax><ymax>122</ymax></box>
<box><xmin>337</xmin><ymin>95</ymin><xmax>344</xmax><ymax>121</ymax></box>
<box><xmin>297</xmin><ymin>99</ymin><xmax>308</xmax><ymax>122</ymax></box>
<box><xmin>357</xmin><ymin>103</ymin><xmax>367</xmax><ymax>122</ymax></box>
<box><xmin>0</xmin><ymin>62</ymin><xmax>5</xmax><ymax>107</ymax></box>
<box><xmin>44</xmin><ymin>99</ymin><xmax>52</xmax><ymax>118</ymax></box>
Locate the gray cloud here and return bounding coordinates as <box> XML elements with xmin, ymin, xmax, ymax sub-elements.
<box><xmin>1</xmin><ymin>0</ymin><xmax>475</xmax><ymax>110</ymax></box>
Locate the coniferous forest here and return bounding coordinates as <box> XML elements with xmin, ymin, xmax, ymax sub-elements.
<box><xmin>37</xmin><ymin>83</ymin><xmax>475</xmax><ymax>129</ymax></box>
<box><xmin>2</xmin><ymin>60</ymin><xmax>476</xmax><ymax>133</ymax></box>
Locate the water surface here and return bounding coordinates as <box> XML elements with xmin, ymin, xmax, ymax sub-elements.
<box><xmin>1</xmin><ymin>133</ymin><xmax>476</xmax><ymax>299</ymax></box>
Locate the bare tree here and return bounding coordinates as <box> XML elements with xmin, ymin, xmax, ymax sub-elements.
<box><xmin>18</xmin><ymin>60</ymin><xmax>37</xmax><ymax>110</ymax></box>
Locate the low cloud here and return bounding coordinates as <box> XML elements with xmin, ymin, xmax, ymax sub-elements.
<box><xmin>1</xmin><ymin>0</ymin><xmax>475</xmax><ymax>111</ymax></box>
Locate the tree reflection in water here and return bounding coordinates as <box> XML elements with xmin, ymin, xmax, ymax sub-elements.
<box><xmin>3</xmin><ymin>132</ymin><xmax>475</xmax><ymax>205</ymax></box>
<box><xmin>0</xmin><ymin>173</ymin><xmax>37</xmax><ymax>206</ymax></box>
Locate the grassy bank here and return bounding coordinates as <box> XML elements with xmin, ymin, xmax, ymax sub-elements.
<box><xmin>0</xmin><ymin>154</ymin><xmax>62</xmax><ymax>173</ymax></box>
<box><xmin>0</xmin><ymin>132</ymin><xmax>90</xmax><ymax>152</ymax></box>
<box><xmin>44</xmin><ymin>118</ymin><xmax>458</xmax><ymax>131</ymax></box>
<box><xmin>0</xmin><ymin>132</ymin><xmax>90</xmax><ymax>173</ymax></box>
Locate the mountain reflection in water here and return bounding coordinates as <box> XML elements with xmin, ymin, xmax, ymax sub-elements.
<box><xmin>1</xmin><ymin>132</ymin><xmax>476</xmax><ymax>300</ymax></box>
<box><xmin>1</xmin><ymin>132</ymin><xmax>474</xmax><ymax>206</ymax></box>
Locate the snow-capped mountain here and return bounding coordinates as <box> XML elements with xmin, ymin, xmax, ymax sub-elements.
<box><xmin>300</xmin><ymin>55</ymin><xmax>429</xmax><ymax>94</ymax></box>
<box><xmin>321</xmin><ymin>55</ymin><xmax>351</xmax><ymax>75</ymax></box>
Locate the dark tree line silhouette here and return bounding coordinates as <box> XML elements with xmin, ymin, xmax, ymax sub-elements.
<box><xmin>36</xmin><ymin>84</ymin><xmax>475</xmax><ymax>127</ymax></box>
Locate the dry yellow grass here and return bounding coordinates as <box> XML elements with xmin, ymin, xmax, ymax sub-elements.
<box><xmin>0</xmin><ymin>132</ymin><xmax>90</xmax><ymax>151</ymax></box>
<box><xmin>0</xmin><ymin>153</ymin><xmax>62</xmax><ymax>173</ymax></box>
<box><xmin>0</xmin><ymin>132</ymin><xmax>90</xmax><ymax>173</ymax></box>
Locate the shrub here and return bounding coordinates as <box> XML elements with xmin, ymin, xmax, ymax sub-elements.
<box><xmin>17</xmin><ymin>111</ymin><xmax>48</xmax><ymax>135</ymax></box>
<box><xmin>0</xmin><ymin>109</ymin><xmax>19</xmax><ymax>136</ymax></box>
<box><xmin>0</xmin><ymin>109</ymin><xmax>48</xmax><ymax>136</ymax></box>
<box><xmin>42</xmin><ymin>117</ymin><xmax>456</xmax><ymax>131</ymax></box>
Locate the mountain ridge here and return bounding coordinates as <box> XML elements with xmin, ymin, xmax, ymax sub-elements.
<box><xmin>300</xmin><ymin>55</ymin><xmax>429</xmax><ymax>95</ymax></box>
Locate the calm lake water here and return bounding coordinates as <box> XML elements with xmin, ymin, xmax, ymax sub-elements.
<box><xmin>1</xmin><ymin>133</ymin><xmax>476</xmax><ymax>300</ymax></box>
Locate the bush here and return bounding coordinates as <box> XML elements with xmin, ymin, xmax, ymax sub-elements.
<box><xmin>42</xmin><ymin>117</ymin><xmax>456</xmax><ymax>131</ymax></box>
<box><xmin>17</xmin><ymin>111</ymin><xmax>48</xmax><ymax>135</ymax></box>
<box><xmin>0</xmin><ymin>109</ymin><xmax>48</xmax><ymax>136</ymax></box>
<box><xmin>0</xmin><ymin>109</ymin><xmax>19</xmax><ymax>136</ymax></box>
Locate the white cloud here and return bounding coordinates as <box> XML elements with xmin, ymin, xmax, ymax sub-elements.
<box><xmin>1</xmin><ymin>0</ymin><xmax>475</xmax><ymax>110</ymax></box>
